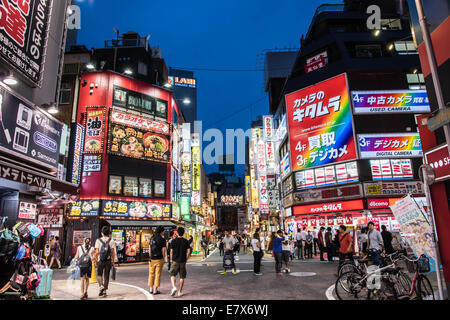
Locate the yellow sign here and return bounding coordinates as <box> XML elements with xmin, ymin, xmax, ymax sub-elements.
<box><xmin>192</xmin><ymin>146</ymin><xmax>201</xmax><ymax>191</ymax></box>
<box><xmin>366</xmin><ymin>184</ymin><xmax>382</xmax><ymax>195</ymax></box>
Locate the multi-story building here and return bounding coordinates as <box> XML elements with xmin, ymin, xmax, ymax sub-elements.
<box><xmin>268</xmin><ymin>0</ymin><xmax>429</xmax><ymax>245</ymax></box>
<box><xmin>168</xmin><ymin>68</ymin><xmax>197</xmax><ymax>125</ymax></box>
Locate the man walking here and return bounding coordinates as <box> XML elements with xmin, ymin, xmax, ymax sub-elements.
<box><xmin>381</xmin><ymin>225</ymin><xmax>394</xmax><ymax>254</ymax></box>
<box><xmin>148</xmin><ymin>226</ymin><xmax>166</xmax><ymax>295</ymax></box>
<box><xmin>367</xmin><ymin>222</ymin><xmax>384</xmax><ymax>267</ymax></box>
<box><xmin>317</xmin><ymin>227</ymin><xmax>326</xmax><ymax>261</ymax></box>
<box><xmin>220</xmin><ymin>230</ymin><xmax>238</xmax><ymax>275</ymax></box>
<box><xmin>272</xmin><ymin>230</ymin><xmax>285</xmax><ymax>275</ymax></box>
<box><xmin>300</xmin><ymin>227</ymin><xmax>308</xmax><ymax>259</ymax></box>
<box><xmin>169</xmin><ymin>227</ymin><xmax>191</xmax><ymax>297</ymax></box>
<box><xmin>281</xmin><ymin>232</ymin><xmax>291</xmax><ymax>273</ymax></box>
<box><xmin>95</xmin><ymin>226</ymin><xmax>116</xmax><ymax>297</ymax></box>
<box><xmin>338</xmin><ymin>225</ymin><xmax>354</xmax><ymax>265</ymax></box>
<box><xmin>325</xmin><ymin>227</ymin><xmax>333</xmax><ymax>262</ymax></box>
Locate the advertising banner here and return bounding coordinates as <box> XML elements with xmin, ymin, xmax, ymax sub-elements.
<box><xmin>352</xmin><ymin>90</ymin><xmax>430</xmax><ymax>114</ymax></box>
<box><xmin>219</xmin><ymin>195</ymin><xmax>244</xmax><ymax>206</ymax></box>
<box><xmin>180</xmin><ymin>196</ymin><xmax>190</xmax><ymax>221</ymax></box>
<box><xmin>110</xmin><ymin>110</ymin><xmax>170</xmax><ymax>135</ymax></box>
<box><xmin>102</xmin><ymin>200</ymin><xmax>171</xmax><ymax>218</ymax></box>
<box><xmin>82</xmin><ymin>154</ymin><xmax>102</xmax><ymax>172</ymax></box>
<box><xmin>305</xmin><ymin>51</ymin><xmax>327</xmax><ymax>74</ymax></box>
<box><xmin>68</xmin><ymin>123</ymin><xmax>84</xmax><ymax>185</ymax></box>
<box><xmin>390</xmin><ymin>195</ymin><xmax>437</xmax><ymax>272</ymax></box>
<box><xmin>370</xmin><ymin>159</ymin><xmax>413</xmax><ymax>180</ymax></box>
<box><xmin>191</xmin><ymin>190</ymin><xmax>201</xmax><ymax>206</ymax></box>
<box><xmin>285</xmin><ymin>73</ymin><xmax>357</xmax><ymax>171</ymax></box>
<box><xmin>69</xmin><ymin>200</ymin><xmax>100</xmax><ymax>217</ymax></box>
<box><xmin>358</xmin><ymin>133</ymin><xmax>423</xmax><ymax>158</ymax></box>
<box><xmin>363</xmin><ymin>181</ymin><xmax>424</xmax><ymax>197</ymax></box>
<box><xmin>245</xmin><ymin>176</ymin><xmax>250</xmax><ymax>203</ymax></box>
<box><xmin>293</xmin><ymin>199</ymin><xmax>364</xmax><ymax>215</ymax></box>
<box><xmin>181</xmin><ymin>152</ymin><xmax>191</xmax><ymax>194</ymax></box>
<box><xmin>425</xmin><ymin>144</ymin><xmax>450</xmax><ymax>182</ymax></box>
<box><xmin>84</xmin><ymin>107</ymin><xmax>106</xmax><ymax>153</ymax></box>
<box><xmin>0</xmin><ymin>0</ymin><xmax>52</xmax><ymax>86</ymax></box>
<box><xmin>280</xmin><ymin>153</ymin><xmax>291</xmax><ymax>180</ymax></box>
<box><xmin>295</xmin><ymin>161</ymin><xmax>358</xmax><ymax>189</ymax></box>
<box><xmin>0</xmin><ymin>86</ymin><xmax>65</xmax><ymax>170</ymax></box>
<box><xmin>293</xmin><ymin>184</ymin><xmax>362</xmax><ymax>204</ymax></box>
<box><xmin>108</xmin><ymin>122</ymin><xmax>170</xmax><ymax>163</ymax></box>
<box><xmin>192</xmin><ymin>146</ymin><xmax>201</xmax><ymax>191</ymax></box>
<box><xmin>263</xmin><ymin>116</ymin><xmax>273</xmax><ymax>140</ymax></box>
<box><xmin>18</xmin><ymin>201</ymin><xmax>36</xmax><ymax>220</ymax></box>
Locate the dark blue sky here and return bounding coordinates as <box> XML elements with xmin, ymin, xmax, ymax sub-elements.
<box><xmin>74</xmin><ymin>0</ymin><xmax>342</xmax><ymax>176</ymax></box>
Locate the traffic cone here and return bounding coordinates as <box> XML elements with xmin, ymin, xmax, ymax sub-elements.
<box><xmin>89</xmin><ymin>260</ymin><xmax>97</xmax><ymax>284</ymax></box>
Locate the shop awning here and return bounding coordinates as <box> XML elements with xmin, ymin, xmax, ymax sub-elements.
<box><xmin>105</xmin><ymin>219</ymin><xmax>177</xmax><ymax>230</ymax></box>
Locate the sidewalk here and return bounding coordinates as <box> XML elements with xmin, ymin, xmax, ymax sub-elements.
<box><xmin>51</xmin><ymin>279</ymin><xmax>151</xmax><ymax>300</ymax></box>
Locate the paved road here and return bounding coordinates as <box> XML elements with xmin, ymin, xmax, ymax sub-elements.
<box><xmin>53</xmin><ymin>249</ymin><xmax>340</xmax><ymax>300</ymax></box>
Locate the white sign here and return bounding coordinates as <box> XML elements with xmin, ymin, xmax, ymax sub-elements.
<box><xmin>18</xmin><ymin>202</ymin><xmax>37</xmax><ymax>220</ymax></box>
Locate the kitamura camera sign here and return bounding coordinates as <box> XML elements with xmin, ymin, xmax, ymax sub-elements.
<box><xmin>0</xmin><ymin>86</ymin><xmax>64</xmax><ymax>170</ymax></box>
<box><xmin>0</xmin><ymin>0</ymin><xmax>53</xmax><ymax>86</ymax></box>
<box><xmin>285</xmin><ymin>73</ymin><xmax>357</xmax><ymax>172</ymax></box>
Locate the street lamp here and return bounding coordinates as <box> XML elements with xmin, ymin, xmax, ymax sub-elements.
<box><xmin>2</xmin><ymin>75</ymin><xmax>17</xmax><ymax>86</ymax></box>
<box><xmin>86</xmin><ymin>63</ymin><xmax>95</xmax><ymax>70</ymax></box>
<box><xmin>164</xmin><ymin>83</ymin><xmax>172</xmax><ymax>88</ymax></box>
<box><xmin>124</xmin><ymin>68</ymin><xmax>133</xmax><ymax>75</ymax></box>
<box><xmin>373</xmin><ymin>29</ymin><xmax>381</xmax><ymax>37</ymax></box>
<box><xmin>182</xmin><ymin>98</ymin><xmax>191</xmax><ymax>105</ymax></box>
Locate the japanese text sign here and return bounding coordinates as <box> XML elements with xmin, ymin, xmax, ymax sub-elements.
<box><xmin>293</xmin><ymin>199</ymin><xmax>363</xmax><ymax>215</ymax></box>
<box><xmin>110</xmin><ymin>110</ymin><xmax>170</xmax><ymax>135</ymax></box>
<box><xmin>425</xmin><ymin>144</ymin><xmax>450</xmax><ymax>182</ymax></box>
<box><xmin>84</xmin><ymin>107</ymin><xmax>106</xmax><ymax>153</ymax></box>
<box><xmin>358</xmin><ymin>133</ymin><xmax>423</xmax><ymax>159</ymax></box>
<box><xmin>285</xmin><ymin>73</ymin><xmax>357</xmax><ymax>171</ymax></box>
<box><xmin>263</xmin><ymin>116</ymin><xmax>273</xmax><ymax>139</ymax></box>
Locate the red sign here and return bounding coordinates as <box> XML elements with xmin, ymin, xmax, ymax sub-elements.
<box><xmin>425</xmin><ymin>144</ymin><xmax>450</xmax><ymax>182</ymax></box>
<box><xmin>84</xmin><ymin>107</ymin><xmax>106</xmax><ymax>153</ymax></box>
<box><xmin>368</xmin><ymin>198</ymin><xmax>390</xmax><ymax>209</ymax></box>
<box><xmin>293</xmin><ymin>199</ymin><xmax>364</xmax><ymax>215</ymax></box>
<box><xmin>110</xmin><ymin>110</ymin><xmax>170</xmax><ymax>135</ymax></box>
<box><xmin>367</xmin><ymin>216</ymin><xmax>380</xmax><ymax>231</ymax></box>
<box><xmin>327</xmin><ymin>216</ymin><xmax>335</xmax><ymax>225</ymax></box>
<box><xmin>263</xmin><ymin>116</ymin><xmax>273</xmax><ymax>139</ymax></box>
<box><xmin>285</xmin><ymin>73</ymin><xmax>357</xmax><ymax>171</ymax></box>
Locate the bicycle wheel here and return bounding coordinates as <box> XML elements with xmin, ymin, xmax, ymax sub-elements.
<box><xmin>335</xmin><ymin>271</ymin><xmax>367</xmax><ymax>300</ymax></box>
<box><xmin>394</xmin><ymin>271</ymin><xmax>412</xmax><ymax>297</ymax></box>
<box><xmin>417</xmin><ymin>275</ymin><xmax>435</xmax><ymax>300</ymax></box>
<box><xmin>338</xmin><ymin>262</ymin><xmax>360</xmax><ymax>276</ymax></box>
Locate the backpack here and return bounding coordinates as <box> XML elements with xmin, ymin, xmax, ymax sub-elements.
<box><xmin>78</xmin><ymin>246</ymin><xmax>91</xmax><ymax>268</ymax></box>
<box><xmin>98</xmin><ymin>238</ymin><xmax>111</xmax><ymax>262</ymax></box>
<box><xmin>150</xmin><ymin>237</ymin><xmax>161</xmax><ymax>258</ymax></box>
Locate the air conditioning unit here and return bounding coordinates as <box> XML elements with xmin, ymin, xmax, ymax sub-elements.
<box><xmin>151</xmin><ymin>47</ymin><xmax>162</xmax><ymax>59</ymax></box>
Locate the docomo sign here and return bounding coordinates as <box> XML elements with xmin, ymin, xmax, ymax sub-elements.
<box><xmin>367</xmin><ymin>198</ymin><xmax>402</xmax><ymax>209</ymax></box>
<box><xmin>425</xmin><ymin>144</ymin><xmax>450</xmax><ymax>182</ymax></box>
<box><xmin>263</xmin><ymin>116</ymin><xmax>274</xmax><ymax>139</ymax></box>
<box><xmin>293</xmin><ymin>199</ymin><xmax>364</xmax><ymax>215</ymax></box>
<box><xmin>110</xmin><ymin>110</ymin><xmax>170</xmax><ymax>134</ymax></box>
<box><xmin>285</xmin><ymin>73</ymin><xmax>357</xmax><ymax>171</ymax></box>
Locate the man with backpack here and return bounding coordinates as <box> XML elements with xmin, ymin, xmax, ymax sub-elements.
<box><xmin>148</xmin><ymin>226</ymin><xmax>166</xmax><ymax>295</ymax></box>
<box><xmin>95</xmin><ymin>226</ymin><xmax>116</xmax><ymax>297</ymax></box>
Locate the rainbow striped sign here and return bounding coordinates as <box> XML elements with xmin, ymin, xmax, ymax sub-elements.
<box><xmin>358</xmin><ymin>133</ymin><xmax>423</xmax><ymax>158</ymax></box>
<box><xmin>352</xmin><ymin>90</ymin><xmax>430</xmax><ymax>114</ymax></box>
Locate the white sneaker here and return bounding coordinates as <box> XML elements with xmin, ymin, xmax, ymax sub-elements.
<box><xmin>170</xmin><ymin>287</ymin><xmax>177</xmax><ymax>296</ymax></box>
<box><xmin>178</xmin><ymin>291</ymin><xmax>184</xmax><ymax>297</ymax></box>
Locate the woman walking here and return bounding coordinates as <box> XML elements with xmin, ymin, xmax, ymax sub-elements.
<box><xmin>74</xmin><ymin>238</ymin><xmax>95</xmax><ymax>300</ymax></box>
<box><xmin>251</xmin><ymin>233</ymin><xmax>263</xmax><ymax>275</ymax></box>
<box><xmin>49</xmin><ymin>236</ymin><xmax>62</xmax><ymax>269</ymax></box>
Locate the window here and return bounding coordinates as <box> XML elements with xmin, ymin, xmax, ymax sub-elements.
<box><xmin>380</xmin><ymin>19</ymin><xmax>402</xmax><ymax>30</ymax></box>
<box><xmin>355</xmin><ymin>44</ymin><xmax>382</xmax><ymax>58</ymax></box>
<box><xmin>155</xmin><ymin>100</ymin><xmax>168</xmax><ymax>120</ymax></box>
<box><xmin>154</xmin><ymin>180</ymin><xmax>165</xmax><ymax>198</ymax></box>
<box><xmin>109</xmin><ymin>176</ymin><xmax>122</xmax><ymax>195</ymax></box>
<box><xmin>139</xmin><ymin>178</ymin><xmax>152</xmax><ymax>197</ymax></box>
<box><xmin>59</xmin><ymin>82</ymin><xmax>71</xmax><ymax>105</ymax></box>
<box><xmin>123</xmin><ymin>176</ymin><xmax>139</xmax><ymax>196</ymax></box>
<box><xmin>407</xmin><ymin>73</ymin><xmax>425</xmax><ymax>89</ymax></box>
<box><xmin>394</xmin><ymin>41</ymin><xmax>417</xmax><ymax>55</ymax></box>
<box><xmin>138</xmin><ymin>62</ymin><xmax>148</xmax><ymax>76</ymax></box>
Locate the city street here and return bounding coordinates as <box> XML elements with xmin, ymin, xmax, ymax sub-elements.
<box><xmin>52</xmin><ymin>250</ymin><xmax>339</xmax><ymax>300</ymax></box>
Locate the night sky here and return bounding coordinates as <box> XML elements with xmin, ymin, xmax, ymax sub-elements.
<box><xmin>74</xmin><ymin>0</ymin><xmax>342</xmax><ymax>177</ymax></box>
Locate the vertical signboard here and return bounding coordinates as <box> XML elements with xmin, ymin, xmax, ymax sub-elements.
<box><xmin>285</xmin><ymin>73</ymin><xmax>357</xmax><ymax>171</ymax></box>
<box><xmin>67</xmin><ymin>123</ymin><xmax>84</xmax><ymax>185</ymax></box>
<box><xmin>191</xmin><ymin>146</ymin><xmax>200</xmax><ymax>191</ymax></box>
<box><xmin>84</xmin><ymin>107</ymin><xmax>106</xmax><ymax>153</ymax></box>
<box><xmin>263</xmin><ymin>116</ymin><xmax>273</xmax><ymax>140</ymax></box>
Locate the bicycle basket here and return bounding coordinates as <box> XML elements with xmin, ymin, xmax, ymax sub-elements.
<box><xmin>404</xmin><ymin>259</ymin><xmax>416</xmax><ymax>273</ymax></box>
<box><xmin>418</xmin><ymin>255</ymin><xmax>430</xmax><ymax>273</ymax></box>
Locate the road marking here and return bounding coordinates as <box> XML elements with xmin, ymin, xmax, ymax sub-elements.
<box><xmin>289</xmin><ymin>272</ymin><xmax>317</xmax><ymax>277</ymax></box>
<box><xmin>216</xmin><ymin>269</ymin><xmax>254</xmax><ymax>274</ymax></box>
<box><xmin>201</xmin><ymin>248</ymin><xmax>218</xmax><ymax>261</ymax></box>
<box><xmin>325</xmin><ymin>284</ymin><xmax>336</xmax><ymax>300</ymax></box>
<box><xmin>111</xmin><ymin>281</ymin><xmax>154</xmax><ymax>300</ymax></box>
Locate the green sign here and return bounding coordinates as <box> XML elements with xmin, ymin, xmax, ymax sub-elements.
<box><xmin>180</xmin><ymin>196</ymin><xmax>190</xmax><ymax>221</ymax></box>
<box><xmin>427</xmin><ymin>107</ymin><xmax>450</xmax><ymax>131</ymax></box>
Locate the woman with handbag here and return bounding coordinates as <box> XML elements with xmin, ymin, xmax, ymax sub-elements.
<box><xmin>74</xmin><ymin>238</ymin><xmax>95</xmax><ymax>300</ymax></box>
<box><xmin>49</xmin><ymin>236</ymin><xmax>62</xmax><ymax>269</ymax></box>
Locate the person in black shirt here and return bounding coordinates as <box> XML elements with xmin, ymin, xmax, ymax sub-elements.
<box><xmin>381</xmin><ymin>225</ymin><xmax>395</xmax><ymax>254</ymax></box>
<box><xmin>169</xmin><ymin>227</ymin><xmax>191</xmax><ymax>297</ymax></box>
<box><xmin>148</xmin><ymin>226</ymin><xmax>166</xmax><ymax>294</ymax></box>
<box><xmin>167</xmin><ymin>231</ymin><xmax>175</xmax><ymax>271</ymax></box>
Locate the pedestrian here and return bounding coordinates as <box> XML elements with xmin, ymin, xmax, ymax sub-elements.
<box><xmin>234</xmin><ymin>234</ymin><xmax>241</xmax><ymax>255</ymax></box>
<box><xmin>242</xmin><ymin>235</ymin><xmax>248</xmax><ymax>254</ymax></box>
<box><xmin>201</xmin><ymin>236</ymin><xmax>208</xmax><ymax>259</ymax></box>
<box><xmin>358</xmin><ymin>227</ymin><xmax>368</xmax><ymax>259</ymax></box>
<box><xmin>218</xmin><ymin>236</ymin><xmax>224</xmax><ymax>256</ymax></box>
<box><xmin>281</xmin><ymin>232</ymin><xmax>291</xmax><ymax>273</ymax></box>
<box><xmin>337</xmin><ymin>225</ymin><xmax>354</xmax><ymax>267</ymax></box>
<box><xmin>251</xmin><ymin>232</ymin><xmax>263</xmax><ymax>275</ymax></box>
<box><xmin>333</xmin><ymin>229</ymin><xmax>340</xmax><ymax>258</ymax></box>
<box><xmin>317</xmin><ymin>227</ymin><xmax>326</xmax><ymax>261</ymax></box>
<box><xmin>367</xmin><ymin>222</ymin><xmax>384</xmax><ymax>266</ymax></box>
<box><xmin>312</xmin><ymin>227</ymin><xmax>319</xmax><ymax>256</ymax></box>
<box><xmin>290</xmin><ymin>238</ymin><xmax>296</xmax><ymax>260</ymax></box>
<box><xmin>305</xmin><ymin>230</ymin><xmax>313</xmax><ymax>259</ymax></box>
<box><xmin>381</xmin><ymin>225</ymin><xmax>395</xmax><ymax>254</ymax></box>
<box><xmin>74</xmin><ymin>237</ymin><xmax>95</xmax><ymax>300</ymax></box>
<box><xmin>267</xmin><ymin>232</ymin><xmax>275</xmax><ymax>255</ymax></box>
<box><xmin>167</xmin><ymin>231</ymin><xmax>175</xmax><ymax>271</ymax></box>
<box><xmin>188</xmin><ymin>235</ymin><xmax>193</xmax><ymax>250</ymax></box>
<box><xmin>220</xmin><ymin>230</ymin><xmax>238</xmax><ymax>275</ymax></box>
<box><xmin>148</xmin><ymin>226</ymin><xmax>166</xmax><ymax>295</ymax></box>
<box><xmin>94</xmin><ymin>226</ymin><xmax>116</xmax><ymax>297</ymax></box>
<box><xmin>49</xmin><ymin>236</ymin><xmax>62</xmax><ymax>269</ymax></box>
<box><xmin>325</xmin><ymin>227</ymin><xmax>333</xmax><ymax>262</ymax></box>
<box><xmin>300</xmin><ymin>227</ymin><xmax>308</xmax><ymax>259</ymax></box>
<box><xmin>259</xmin><ymin>233</ymin><xmax>266</xmax><ymax>259</ymax></box>
<box><xmin>295</xmin><ymin>229</ymin><xmax>303</xmax><ymax>260</ymax></box>
<box><xmin>169</xmin><ymin>227</ymin><xmax>191</xmax><ymax>297</ymax></box>
<box><xmin>272</xmin><ymin>230</ymin><xmax>285</xmax><ymax>275</ymax></box>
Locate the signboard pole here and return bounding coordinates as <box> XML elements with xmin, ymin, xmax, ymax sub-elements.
<box><xmin>420</xmin><ymin>165</ymin><xmax>444</xmax><ymax>300</ymax></box>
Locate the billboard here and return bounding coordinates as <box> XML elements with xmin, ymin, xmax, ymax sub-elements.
<box><xmin>102</xmin><ymin>200</ymin><xmax>171</xmax><ymax>218</ymax></box>
<box><xmin>352</xmin><ymin>90</ymin><xmax>430</xmax><ymax>114</ymax></box>
<box><xmin>285</xmin><ymin>73</ymin><xmax>357</xmax><ymax>172</ymax></box>
<box><xmin>358</xmin><ymin>133</ymin><xmax>423</xmax><ymax>159</ymax></box>
<box><xmin>67</xmin><ymin>123</ymin><xmax>84</xmax><ymax>185</ymax></box>
<box><xmin>0</xmin><ymin>86</ymin><xmax>65</xmax><ymax>170</ymax></box>
<box><xmin>263</xmin><ymin>116</ymin><xmax>274</xmax><ymax>140</ymax></box>
<box><xmin>0</xmin><ymin>0</ymin><xmax>52</xmax><ymax>86</ymax></box>
<box><xmin>425</xmin><ymin>144</ymin><xmax>450</xmax><ymax>182</ymax></box>
<box><xmin>84</xmin><ymin>107</ymin><xmax>106</xmax><ymax>154</ymax></box>
<box><xmin>293</xmin><ymin>199</ymin><xmax>364</xmax><ymax>215</ymax></box>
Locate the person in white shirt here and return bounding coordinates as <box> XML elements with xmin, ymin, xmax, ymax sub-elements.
<box><xmin>251</xmin><ymin>232</ymin><xmax>263</xmax><ymax>275</ymax></box>
<box><xmin>300</xmin><ymin>228</ymin><xmax>308</xmax><ymax>260</ymax></box>
<box><xmin>281</xmin><ymin>232</ymin><xmax>291</xmax><ymax>273</ymax></box>
<box><xmin>295</xmin><ymin>229</ymin><xmax>303</xmax><ymax>259</ymax></box>
<box><xmin>312</xmin><ymin>227</ymin><xmax>319</xmax><ymax>256</ymax></box>
<box><xmin>94</xmin><ymin>226</ymin><xmax>117</xmax><ymax>297</ymax></box>
<box><xmin>220</xmin><ymin>230</ymin><xmax>238</xmax><ymax>275</ymax></box>
<box><xmin>74</xmin><ymin>238</ymin><xmax>95</xmax><ymax>300</ymax></box>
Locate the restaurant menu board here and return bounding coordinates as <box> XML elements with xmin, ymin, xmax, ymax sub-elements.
<box><xmin>84</xmin><ymin>107</ymin><xmax>106</xmax><ymax>153</ymax></box>
<box><xmin>285</xmin><ymin>73</ymin><xmax>357</xmax><ymax>171</ymax></box>
<box><xmin>83</xmin><ymin>154</ymin><xmax>102</xmax><ymax>172</ymax></box>
<box><xmin>0</xmin><ymin>87</ymin><xmax>65</xmax><ymax>170</ymax></box>
<box><xmin>358</xmin><ymin>133</ymin><xmax>423</xmax><ymax>158</ymax></box>
<box><xmin>295</xmin><ymin>161</ymin><xmax>358</xmax><ymax>189</ymax></box>
<box><xmin>102</xmin><ymin>200</ymin><xmax>171</xmax><ymax>218</ymax></box>
<box><xmin>18</xmin><ymin>202</ymin><xmax>37</xmax><ymax>220</ymax></box>
<box><xmin>390</xmin><ymin>195</ymin><xmax>437</xmax><ymax>272</ymax></box>
<box><xmin>108</xmin><ymin>122</ymin><xmax>170</xmax><ymax>163</ymax></box>
<box><xmin>69</xmin><ymin>200</ymin><xmax>100</xmax><ymax>217</ymax></box>
<box><xmin>0</xmin><ymin>0</ymin><xmax>52</xmax><ymax>86</ymax></box>
<box><xmin>370</xmin><ymin>159</ymin><xmax>413</xmax><ymax>180</ymax></box>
